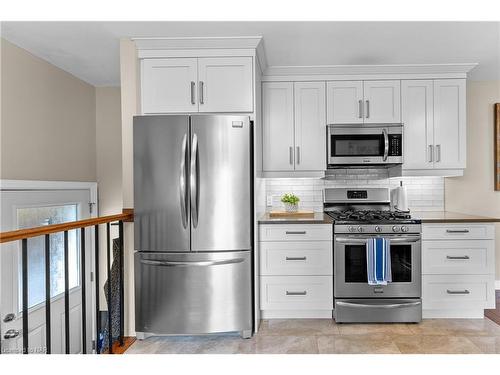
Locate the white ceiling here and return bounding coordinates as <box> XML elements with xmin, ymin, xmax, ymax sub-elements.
<box><xmin>2</xmin><ymin>21</ymin><xmax>499</xmax><ymax>86</ymax></box>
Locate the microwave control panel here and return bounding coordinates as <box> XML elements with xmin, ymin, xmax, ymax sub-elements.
<box><xmin>388</xmin><ymin>134</ymin><xmax>402</xmax><ymax>156</ymax></box>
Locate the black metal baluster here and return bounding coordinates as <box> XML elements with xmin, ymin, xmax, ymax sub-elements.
<box><xmin>106</xmin><ymin>223</ymin><xmax>112</xmax><ymax>354</ymax></box>
<box><xmin>22</xmin><ymin>238</ymin><xmax>28</xmax><ymax>354</ymax></box>
<box><xmin>94</xmin><ymin>225</ymin><xmax>100</xmax><ymax>354</ymax></box>
<box><xmin>64</xmin><ymin>231</ymin><xmax>70</xmax><ymax>354</ymax></box>
<box><xmin>118</xmin><ymin>220</ymin><xmax>124</xmax><ymax>346</ymax></box>
<box><xmin>80</xmin><ymin>228</ymin><xmax>86</xmax><ymax>354</ymax></box>
<box><xmin>44</xmin><ymin>234</ymin><xmax>51</xmax><ymax>354</ymax></box>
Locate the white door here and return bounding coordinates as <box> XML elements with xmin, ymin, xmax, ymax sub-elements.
<box><xmin>141</xmin><ymin>58</ymin><xmax>198</xmax><ymax>113</ymax></box>
<box><xmin>363</xmin><ymin>80</ymin><xmax>401</xmax><ymax>123</ymax></box>
<box><xmin>0</xmin><ymin>189</ymin><xmax>92</xmax><ymax>354</ymax></box>
<box><xmin>198</xmin><ymin>57</ymin><xmax>253</xmax><ymax>113</ymax></box>
<box><xmin>262</xmin><ymin>82</ymin><xmax>295</xmax><ymax>171</ymax></box>
<box><xmin>326</xmin><ymin>81</ymin><xmax>363</xmax><ymax>124</ymax></box>
<box><xmin>433</xmin><ymin>79</ymin><xmax>467</xmax><ymax>169</ymax></box>
<box><xmin>294</xmin><ymin>81</ymin><xmax>326</xmax><ymax>171</ymax></box>
<box><xmin>401</xmin><ymin>80</ymin><xmax>434</xmax><ymax>170</ymax></box>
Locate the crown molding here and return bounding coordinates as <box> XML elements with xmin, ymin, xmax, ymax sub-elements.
<box><xmin>263</xmin><ymin>63</ymin><xmax>478</xmax><ymax>80</ymax></box>
<box><xmin>133</xmin><ymin>36</ymin><xmax>263</xmax><ymax>51</ymax></box>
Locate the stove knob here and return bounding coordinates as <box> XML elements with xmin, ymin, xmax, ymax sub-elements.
<box><xmin>392</xmin><ymin>226</ymin><xmax>400</xmax><ymax>232</ymax></box>
<box><xmin>374</xmin><ymin>226</ymin><xmax>382</xmax><ymax>233</ymax></box>
<box><xmin>357</xmin><ymin>226</ymin><xmax>364</xmax><ymax>233</ymax></box>
<box><xmin>401</xmin><ymin>226</ymin><xmax>409</xmax><ymax>233</ymax></box>
<box><xmin>348</xmin><ymin>226</ymin><xmax>355</xmax><ymax>233</ymax></box>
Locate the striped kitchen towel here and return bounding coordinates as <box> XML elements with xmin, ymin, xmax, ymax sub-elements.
<box><xmin>366</xmin><ymin>238</ymin><xmax>392</xmax><ymax>285</ymax></box>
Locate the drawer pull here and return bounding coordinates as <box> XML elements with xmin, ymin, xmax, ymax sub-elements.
<box><xmin>446</xmin><ymin>289</ymin><xmax>470</xmax><ymax>295</ymax></box>
<box><xmin>286</xmin><ymin>291</ymin><xmax>307</xmax><ymax>296</ymax></box>
<box><xmin>446</xmin><ymin>255</ymin><xmax>470</xmax><ymax>260</ymax></box>
<box><xmin>285</xmin><ymin>231</ymin><xmax>306</xmax><ymax>235</ymax></box>
<box><xmin>446</xmin><ymin>229</ymin><xmax>470</xmax><ymax>234</ymax></box>
<box><xmin>285</xmin><ymin>256</ymin><xmax>307</xmax><ymax>261</ymax></box>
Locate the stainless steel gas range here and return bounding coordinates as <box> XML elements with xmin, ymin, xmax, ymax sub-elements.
<box><xmin>324</xmin><ymin>188</ymin><xmax>422</xmax><ymax>323</ymax></box>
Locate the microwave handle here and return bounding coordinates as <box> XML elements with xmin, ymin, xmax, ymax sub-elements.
<box><xmin>382</xmin><ymin>129</ymin><xmax>389</xmax><ymax>161</ymax></box>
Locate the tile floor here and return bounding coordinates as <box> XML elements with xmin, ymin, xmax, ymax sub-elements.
<box><xmin>125</xmin><ymin>318</ymin><xmax>500</xmax><ymax>354</ymax></box>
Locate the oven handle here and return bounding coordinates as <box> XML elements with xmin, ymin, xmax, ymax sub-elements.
<box><xmin>336</xmin><ymin>301</ymin><xmax>422</xmax><ymax>309</ymax></box>
<box><xmin>335</xmin><ymin>236</ymin><xmax>421</xmax><ymax>243</ymax></box>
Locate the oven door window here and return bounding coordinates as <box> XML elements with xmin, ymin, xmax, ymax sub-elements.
<box><xmin>331</xmin><ymin>134</ymin><xmax>384</xmax><ymax>157</ymax></box>
<box><xmin>344</xmin><ymin>243</ymin><xmax>412</xmax><ymax>283</ymax></box>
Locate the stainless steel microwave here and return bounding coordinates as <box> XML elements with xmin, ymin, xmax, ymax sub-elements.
<box><xmin>327</xmin><ymin>123</ymin><xmax>403</xmax><ymax>167</ymax></box>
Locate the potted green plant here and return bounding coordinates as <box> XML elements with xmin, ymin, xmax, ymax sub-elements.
<box><xmin>281</xmin><ymin>193</ymin><xmax>300</xmax><ymax>213</ymax></box>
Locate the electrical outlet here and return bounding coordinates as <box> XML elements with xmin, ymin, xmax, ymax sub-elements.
<box><xmin>266</xmin><ymin>195</ymin><xmax>274</xmax><ymax>207</ymax></box>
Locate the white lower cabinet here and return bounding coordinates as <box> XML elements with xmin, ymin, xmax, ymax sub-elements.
<box><xmin>259</xmin><ymin>224</ymin><xmax>333</xmax><ymax>318</ymax></box>
<box><xmin>422</xmin><ymin>223</ymin><xmax>496</xmax><ymax>318</ymax></box>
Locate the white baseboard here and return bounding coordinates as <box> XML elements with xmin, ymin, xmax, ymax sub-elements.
<box><xmin>495</xmin><ymin>280</ymin><xmax>500</xmax><ymax>290</ymax></box>
<box><xmin>261</xmin><ymin>310</ymin><xmax>333</xmax><ymax>319</ymax></box>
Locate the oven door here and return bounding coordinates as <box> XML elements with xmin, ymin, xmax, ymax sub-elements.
<box><xmin>327</xmin><ymin>125</ymin><xmax>402</xmax><ymax>166</ymax></box>
<box><xmin>334</xmin><ymin>234</ymin><xmax>421</xmax><ymax>298</ymax></box>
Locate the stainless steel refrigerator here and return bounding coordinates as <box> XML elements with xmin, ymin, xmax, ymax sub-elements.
<box><xmin>133</xmin><ymin>115</ymin><xmax>253</xmax><ymax>339</ymax></box>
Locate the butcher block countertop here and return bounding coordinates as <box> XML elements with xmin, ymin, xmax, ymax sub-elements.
<box><xmin>259</xmin><ymin>212</ymin><xmax>333</xmax><ymax>224</ymax></box>
<box><xmin>413</xmin><ymin>211</ymin><xmax>500</xmax><ymax>223</ymax></box>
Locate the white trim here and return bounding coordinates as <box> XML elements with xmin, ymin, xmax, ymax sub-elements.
<box><xmin>495</xmin><ymin>280</ymin><xmax>500</xmax><ymax>290</ymax></box>
<box><xmin>137</xmin><ymin>48</ymin><xmax>257</xmax><ymax>59</ymax></box>
<box><xmin>133</xmin><ymin>36</ymin><xmax>263</xmax><ymax>50</ymax></box>
<box><xmin>261</xmin><ymin>310</ymin><xmax>333</xmax><ymax>319</ymax></box>
<box><xmin>263</xmin><ymin>63</ymin><xmax>477</xmax><ymax>81</ymax></box>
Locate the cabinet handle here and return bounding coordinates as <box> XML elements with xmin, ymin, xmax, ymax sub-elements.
<box><xmin>358</xmin><ymin>100</ymin><xmax>363</xmax><ymax>118</ymax></box>
<box><xmin>289</xmin><ymin>146</ymin><xmax>293</xmax><ymax>165</ymax></box>
<box><xmin>446</xmin><ymin>289</ymin><xmax>470</xmax><ymax>295</ymax></box>
<box><xmin>446</xmin><ymin>255</ymin><xmax>470</xmax><ymax>260</ymax></box>
<box><xmin>286</xmin><ymin>256</ymin><xmax>307</xmax><ymax>261</ymax></box>
<box><xmin>190</xmin><ymin>81</ymin><xmax>196</xmax><ymax>105</ymax></box>
<box><xmin>435</xmin><ymin>144</ymin><xmax>441</xmax><ymax>162</ymax></box>
<box><xmin>365</xmin><ymin>100</ymin><xmax>370</xmax><ymax>119</ymax></box>
<box><xmin>428</xmin><ymin>145</ymin><xmax>434</xmax><ymax>162</ymax></box>
<box><xmin>446</xmin><ymin>229</ymin><xmax>470</xmax><ymax>233</ymax></box>
<box><xmin>296</xmin><ymin>146</ymin><xmax>300</xmax><ymax>164</ymax></box>
<box><xmin>199</xmin><ymin>81</ymin><xmax>204</xmax><ymax>104</ymax></box>
<box><xmin>285</xmin><ymin>231</ymin><xmax>306</xmax><ymax>235</ymax></box>
<box><xmin>286</xmin><ymin>291</ymin><xmax>307</xmax><ymax>296</ymax></box>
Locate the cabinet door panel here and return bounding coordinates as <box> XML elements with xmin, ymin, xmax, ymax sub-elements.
<box><xmin>363</xmin><ymin>80</ymin><xmax>401</xmax><ymax>123</ymax></box>
<box><xmin>433</xmin><ymin>79</ymin><xmax>466</xmax><ymax>169</ymax></box>
<box><xmin>294</xmin><ymin>82</ymin><xmax>326</xmax><ymax>171</ymax></box>
<box><xmin>326</xmin><ymin>81</ymin><xmax>363</xmax><ymax>124</ymax></box>
<box><xmin>401</xmin><ymin>80</ymin><xmax>434</xmax><ymax>170</ymax></box>
<box><xmin>198</xmin><ymin>57</ymin><xmax>253</xmax><ymax>112</ymax></box>
<box><xmin>141</xmin><ymin>58</ymin><xmax>198</xmax><ymax>113</ymax></box>
<box><xmin>262</xmin><ymin>82</ymin><xmax>295</xmax><ymax>171</ymax></box>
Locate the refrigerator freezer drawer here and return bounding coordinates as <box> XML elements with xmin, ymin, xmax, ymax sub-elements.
<box><xmin>135</xmin><ymin>251</ymin><xmax>252</xmax><ymax>336</ymax></box>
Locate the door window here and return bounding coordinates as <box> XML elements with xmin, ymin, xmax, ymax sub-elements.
<box><xmin>331</xmin><ymin>134</ymin><xmax>384</xmax><ymax>157</ymax></box>
<box><xmin>17</xmin><ymin>204</ymin><xmax>80</xmax><ymax>309</ymax></box>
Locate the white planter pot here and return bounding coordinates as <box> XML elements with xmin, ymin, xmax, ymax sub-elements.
<box><xmin>284</xmin><ymin>203</ymin><xmax>298</xmax><ymax>212</ymax></box>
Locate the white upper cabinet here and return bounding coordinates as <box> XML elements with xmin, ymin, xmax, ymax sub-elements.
<box><xmin>401</xmin><ymin>79</ymin><xmax>466</xmax><ymax>172</ymax></box>
<box><xmin>294</xmin><ymin>82</ymin><xmax>326</xmax><ymax>171</ymax></box>
<box><xmin>326</xmin><ymin>81</ymin><xmax>363</xmax><ymax>124</ymax></box>
<box><xmin>198</xmin><ymin>57</ymin><xmax>253</xmax><ymax>113</ymax></box>
<box><xmin>141</xmin><ymin>56</ymin><xmax>253</xmax><ymax>114</ymax></box>
<box><xmin>141</xmin><ymin>58</ymin><xmax>198</xmax><ymax>113</ymax></box>
<box><xmin>401</xmin><ymin>80</ymin><xmax>434</xmax><ymax>170</ymax></box>
<box><xmin>327</xmin><ymin>80</ymin><xmax>400</xmax><ymax>124</ymax></box>
<box><xmin>363</xmin><ymin>80</ymin><xmax>401</xmax><ymax>123</ymax></box>
<box><xmin>433</xmin><ymin>79</ymin><xmax>466</xmax><ymax>169</ymax></box>
<box><xmin>262</xmin><ymin>82</ymin><xmax>295</xmax><ymax>171</ymax></box>
<box><xmin>262</xmin><ymin>82</ymin><xmax>327</xmax><ymax>172</ymax></box>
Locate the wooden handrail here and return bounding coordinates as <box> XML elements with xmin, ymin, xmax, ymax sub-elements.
<box><xmin>0</xmin><ymin>210</ymin><xmax>134</xmax><ymax>244</ymax></box>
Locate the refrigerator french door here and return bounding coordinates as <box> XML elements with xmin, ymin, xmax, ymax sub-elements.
<box><xmin>133</xmin><ymin>115</ymin><xmax>253</xmax><ymax>338</ymax></box>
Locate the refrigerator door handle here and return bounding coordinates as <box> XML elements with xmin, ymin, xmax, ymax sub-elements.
<box><xmin>179</xmin><ymin>133</ymin><xmax>188</xmax><ymax>229</ymax></box>
<box><xmin>190</xmin><ymin>133</ymin><xmax>199</xmax><ymax>228</ymax></box>
<box><xmin>140</xmin><ymin>258</ymin><xmax>245</xmax><ymax>267</ymax></box>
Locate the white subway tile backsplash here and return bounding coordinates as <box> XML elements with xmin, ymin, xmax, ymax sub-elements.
<box><xmin>265</xmin><ymin>175</ymin><xmax>444</xmax><ymax>212</ymax></box>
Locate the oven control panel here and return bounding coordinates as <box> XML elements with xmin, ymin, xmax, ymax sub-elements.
<box><xmin>337</xmin><ymin>224</ymin><xmax>421</xmax><ymax>234</ymax></box>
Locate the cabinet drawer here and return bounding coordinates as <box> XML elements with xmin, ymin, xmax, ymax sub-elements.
<box><xmin>259</xmin><ymin>224</ymin><xmax>332</xmax><ymax>242</ymax></box>
<box><xmin>260</xmin><ymin>241</ymin><xmax>332</xmax><ymax>276</ymax></box>
<box><xmin>260</xmin><ymin>276</ymin><xmax>333</xmax><ymax>310</ymax></box>
<box><xmin>422</xmin><ymin>240</ymin><xmax>495</xmax><ymax>275</ymax></box>
<box><xmin>422</xmin><ymin>275</ymin><xmax>495</xmax><ymax>310</ymax></box>
<box><xmin>422</xmin><ymin>223</ymin><xmax>494</xmax><ymax>240</ymax></box>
